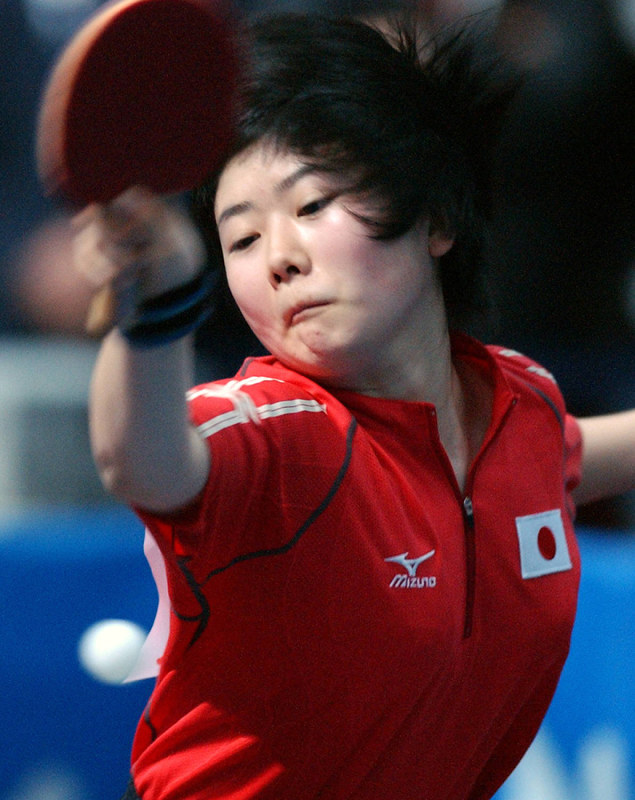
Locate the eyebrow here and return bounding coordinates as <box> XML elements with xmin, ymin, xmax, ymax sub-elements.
<box><xmin>216</xmin><ymin>200</ymin><xmax>252</xmax><ymax>228</ymax></box>
<box><xmin>216</xmin><ymin>164</ymin><xmax>319</xmax><ymax>228</ymax></box>
<box><xmin>274</xmin><ymin>164</ymin><xmax>317</xmax><ymax>194</ymax></box>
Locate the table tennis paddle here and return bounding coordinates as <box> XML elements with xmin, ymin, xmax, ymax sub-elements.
<box><xmin>36</xmin><ymin>0</ymin><xmax>243</xmax><ymax>334</ymax></box>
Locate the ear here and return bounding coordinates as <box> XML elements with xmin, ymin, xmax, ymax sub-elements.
<box><xmin>427</xmin><ymin>216</ymin><xmax>454</xmax><ymax>258</ymax></box>
<box><xmin>428</xmin><ymin>228</ymin><xmax>454</xmax><ymax>258</ymax></box>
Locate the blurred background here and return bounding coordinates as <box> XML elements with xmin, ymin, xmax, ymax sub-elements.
<box><xmin>0</xmin><ymin>0</ymin><xmax>633</xmax><ymax>798</ymax></box>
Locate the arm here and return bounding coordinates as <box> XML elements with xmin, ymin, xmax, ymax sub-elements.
<box><xmin>573</xmin><ymin>410</ymin><xmax>635</xmax><ymax>508</ymax></box>
<box><xmin>77</xmin><ymin>188</ymin><xmax>211</xmax><ymax>513</ymax></box>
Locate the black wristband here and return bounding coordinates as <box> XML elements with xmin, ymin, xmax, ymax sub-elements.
<box><xmin>120</xmin><ymin>272</ymin><xmax>214</xmax><ymax>348</ymax></box>
<box><xmin>136</xmin><ymin>272</ymin><xmax>209</xmax><ymax>317</ymax></box>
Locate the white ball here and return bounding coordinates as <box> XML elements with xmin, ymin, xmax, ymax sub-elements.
<box><xmin>78</xmin><ymin>619</ymin><xmax>147</xmax><ymax>685</ymax></box>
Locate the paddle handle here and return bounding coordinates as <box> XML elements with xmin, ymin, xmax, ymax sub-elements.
<box><xmin>86</xmin><ymin>285</ymin><xmax>116</xmax><ymax>337</ymax></box>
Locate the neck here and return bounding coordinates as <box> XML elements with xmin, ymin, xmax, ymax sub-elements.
<box><xmin>413</xmin><ymin>328</ymin><xmax>471</xmax><ymax>490</ymax></box>
<box><xmin>356</xmin><ymin>326</ymin><xmax>473</xmax><ymax>490</ymax></box>
<box><xmin>356</xmin><ymin>315</ymin><xmax>457</xmax><ymax>407</ymax></box>
<box><xmin>376</xmin><ymin>325</ymin><xmax>478</xmax><ymax>493</ymax></box>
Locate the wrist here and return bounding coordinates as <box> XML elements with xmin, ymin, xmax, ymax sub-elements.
<box><xmin>119</xmin><ymin>271</ymin><xmax>214</xmax><ymax>348</ymax></box>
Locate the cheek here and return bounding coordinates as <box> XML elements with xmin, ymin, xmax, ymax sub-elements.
<box><xmin>318</xmin><ymin>212</ymin><xmax>372</xmax><ymax>264</ymax></box>
<box><xmin>226</xmin><ymin>259</ymin><xmax>260</xmax><ymax>309</ymax></box>
<box><xmin>225</xmin><ymin>265</ymin><xmax>276</xmax><ymax>339</ymax></box>
<box><xmin>331</xmin><ymin>237</ymin><xmax>413</xmax><ymax>300</ymax></box>
<box><xmin>317</xmin><ymin>212</ymin><xmax>419</xmax><ymax>294</ymax></box>
<box><xmin>225</xmin><ymin>264</ymin><xmax>245</xmax><ymax>307</ymax></box>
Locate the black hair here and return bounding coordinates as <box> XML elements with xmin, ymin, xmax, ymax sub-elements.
<box><xmin>191</xmin><ymin>10</ymin><xmax>520</xmax><ymax>333</ymax></box>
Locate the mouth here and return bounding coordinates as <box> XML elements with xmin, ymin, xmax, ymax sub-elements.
<box><xmin>286</xmin><ymin>300</ymin><xmax>330</xmax><ymax>326</ymax></box>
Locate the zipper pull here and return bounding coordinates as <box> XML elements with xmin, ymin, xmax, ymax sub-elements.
<box><xmin>463</xmin><ymin>496</ymin><xmax>474</xmax><ymax>528</ymax></box>
<box><xmin>462</xmin><ymin>495</ymin><xmax>476</xmax><ymax>639</ymax></box>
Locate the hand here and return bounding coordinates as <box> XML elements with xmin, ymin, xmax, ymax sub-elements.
<box><xmin>73</xmin><ymin>187</ymin><xmax>206</xmax><ymax>331</ymax></box>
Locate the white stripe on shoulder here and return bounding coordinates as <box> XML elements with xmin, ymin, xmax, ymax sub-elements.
<box><xmin>197</xmin><ymin>398</ymin><xmax>326</xmax><ymax>438</ymax></box>
<box><xmin>257</xmin><ymin>398</ymin><xmax>327</xmax><ymax>420</ymax></box>
<box><xmin>497</xmin><ymin>349</ymin><xmax>557</xmax><ymax>384</ymax></box>
<box><xmin>188</xmin><ymin>376</ymin><xmax>286</xmax><ymax>425</ymax></box>
<box><xmin>187</xmin><ymin>376</ymin><xmax>285</xmax><ymax>401</ymax></box>
<box><xmin>188</xmin><ymin>376</ymin><xmax>326</xmax><ymax>438</ymax></box>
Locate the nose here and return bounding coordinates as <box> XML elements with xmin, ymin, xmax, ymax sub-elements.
<box><xmin>267</xmin><ymin>215</ymin><xmax>310</xmax><ymax>287</ymax></box>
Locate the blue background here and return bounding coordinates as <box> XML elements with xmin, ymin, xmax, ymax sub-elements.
<box><xmin>1</xmin><ymin>507</ymin><xmax>633</xmax><ymax>799</ymax></box>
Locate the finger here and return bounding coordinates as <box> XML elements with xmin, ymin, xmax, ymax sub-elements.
<box><xmin>71</xmin><ymin>202</ymin><xmax>101</xmax><ymax>231</ymax></box>
<box><xmin>73</xmin><ymin>222</ymin><xmax>120</xmax><ymax>288</ymax></box>
<box><xmin>101</xmin><ymin>189</ymin><xmax>172</xmax><ymax>260</ymax></box>
<box><xmin>101</xmin><ymin>186</ymin><xmax>162</xmax><ymax>231</ymax></box>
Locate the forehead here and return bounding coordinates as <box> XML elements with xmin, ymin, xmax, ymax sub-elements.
<box><xmin>216</xmin><ymin>144</ymin><xmax>306</xmax><ymax>203</ymax></box>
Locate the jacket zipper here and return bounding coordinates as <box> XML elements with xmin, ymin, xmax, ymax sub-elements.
<box><xmin>462</xmin><ymin>495</ymin><xmax>476</xmax><ymax>639</ymax></box>
<box><xmin>458</xmin><ymin>397</ymin><xmax>518</xmax><ymax>639</ymax></box>
<box><xmin>425</xmin><ymin>394</ymin><xmax>516</xmax><ymax>642</ymax></box>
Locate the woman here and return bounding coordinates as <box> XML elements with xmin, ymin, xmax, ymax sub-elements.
<box><xmin>76</xmin><ymin>12</ymin><xmax>634</xmax><ymax>800</ymax></box>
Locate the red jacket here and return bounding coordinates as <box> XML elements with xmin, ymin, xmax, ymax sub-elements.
<box><xmin>132</xmin><ymin>334</ymin><xmax>582</xmax><ymax>799</ymax></box>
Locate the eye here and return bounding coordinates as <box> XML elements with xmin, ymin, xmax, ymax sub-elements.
<box><xmin>298</xmin><ymin>196</ymin><xmax>332</xmax><ymax>217</ymax></box>
<box><xmin>229</xmin><ymin>233</ymin><xmax>259</xmax><ymax>254</ymax></box>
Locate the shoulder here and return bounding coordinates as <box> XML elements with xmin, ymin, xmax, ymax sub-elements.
<box><xmin>186</xmin><ymin>357</ymin><xmax>350</xmax><ymax>437</ymax></box>
<box><xmin>487</xmin><ymin>345</ymin><xmax>568</xmax><ymax>424</ymax></box>
<box><xmin>453</xmin><ymin>333</ymin><xmax>568</xmax><ymax>419</ymax></box>
<box><xmin>488</xmin><ymin>346</ymin><xmax>558</xmax><ymax>384</ymax></box>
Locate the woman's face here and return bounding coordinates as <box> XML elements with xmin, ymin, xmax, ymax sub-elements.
<box><xmin>214</xmin><ymin>144</ymin><xmax>452</xmax><ymax>393</ymax></box>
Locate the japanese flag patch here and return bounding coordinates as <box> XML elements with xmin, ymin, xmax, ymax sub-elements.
<box><xmin>516</xmin><ymin>509</ymin><xmax>572</xmax><ymax>579</ymax></box>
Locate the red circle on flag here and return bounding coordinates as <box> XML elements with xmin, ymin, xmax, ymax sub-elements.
<box><xmin>538</xmin><ymin>526</ymin><xmax>557</xmax><ymax>560</ymax></box>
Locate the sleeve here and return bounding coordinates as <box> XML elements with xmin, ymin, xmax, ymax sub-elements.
<box><xmin>134</xmin><ymin>381</ymin><xmax>282</xmax><ymax>568</ymax></box>
<box><xmin>489</xmin><ymin>345</ymin><xmax>583</xmax><ymax>519</ymax></box>
<box><xmin>134</xmin><ymin>375</ymin><xmax>339</xmax><ymax>577</ymax></box>
<box><xmin>564</xmin><ymin>413</ymin><xmax>583</xmax><ymax>518</ymax></box>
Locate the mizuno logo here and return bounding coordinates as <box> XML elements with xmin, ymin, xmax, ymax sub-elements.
<box><xmin>385</xmin><ymin>551</ymin><xmax>435</xmax><ymax>575</ymax></box>
<box><xmin>385</xmin><ymin>551</ymin><xmax>437</xmax><ymax>589</ymax></box>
